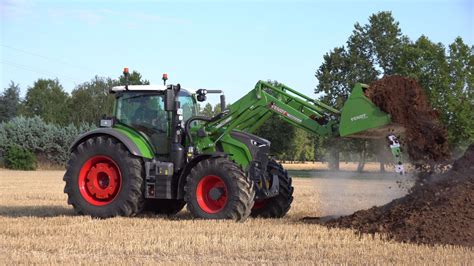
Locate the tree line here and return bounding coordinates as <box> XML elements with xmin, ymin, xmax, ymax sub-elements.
<box><xmin>0</xmin><ymin>71</ymin><xmax>149</xmax><ymax>125</ymax></box>
<box><xmin>1</xmin><ymin>11</ymin><xmax>472</xmax><ymax>168</ymax></box>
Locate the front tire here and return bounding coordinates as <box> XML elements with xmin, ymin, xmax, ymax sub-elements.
<box><xmin>184</xmin><ymin>158</ymin><xmax>255</xmax><ymax>221</ymax></box>
<box><xmin>251</xmin><ymin>160</ymin><xmax>294</xmax><ymax>218</ymax></box>
<box><xmin>63</xmin><ymin>136</ymin><xmax>145</xmax><ymax>218</ymax></box>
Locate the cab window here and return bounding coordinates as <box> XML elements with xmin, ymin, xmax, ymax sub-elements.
<box><xmin>116</xmin><ymin>93</ymin><xmax>168</xmax><ymax>134</ymax></box>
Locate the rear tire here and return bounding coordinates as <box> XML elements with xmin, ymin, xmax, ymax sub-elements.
<box><xmin>144</xmin><ymin>199</ymin><xmax>186</xmax><ymax>215</ymax></box>
<box><xmin>251</xmin><ymin>160</ymin><xmax>294</xmax><ymax>218</ymax></box>
<box><xmin>63</xmin><ymin>136</ymin><xmax>145</xmax><ymax>218</ymax></box>
<box><xmin>184</xmin><ymin>158</ymin><xmax>255</xmax><ymax>221</ymax></box>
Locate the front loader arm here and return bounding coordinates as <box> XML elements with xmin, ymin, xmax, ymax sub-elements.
<box><xmin>195</xmin><ymin>80</ymin><xmax>405</xmax><ymax>174</ymax></box>
<box><xmin>204</xmin><ymin>80</ymin><xmax>340</xmax><ymax>139</ymax></box>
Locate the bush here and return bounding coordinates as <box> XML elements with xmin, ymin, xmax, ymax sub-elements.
<box><xmin>4</xmin><ymin>145</ymin><xmax>37</xmax><ymax>170</ymax></box>
<box><xmin>0</xmin><ymin>116</ymin><xmax>95</xmax><ymax>166</ymax></box>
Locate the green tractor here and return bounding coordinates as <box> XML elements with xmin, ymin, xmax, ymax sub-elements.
<box><xmin>64</xmin><ymin>68</ymin><xmax>404</xmax><ymax>221</ymax></box>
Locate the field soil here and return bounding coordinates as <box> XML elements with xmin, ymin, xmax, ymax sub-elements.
<box><xmin>326</xmin><ymin>145</ymin><xmax>474</xmax><ymax>247</ymax></box>
<box><xmin>1</xmin><ymin>170</ymin><xmax>472</xmax><ymax>264</ymax></box>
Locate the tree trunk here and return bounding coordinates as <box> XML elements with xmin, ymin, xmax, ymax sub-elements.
<box><xmin>329</xmin><ymin>147</ymin><xmax>340</xmax><ymax>171</ymax></box>
<box><xmin>357</xmin><ymin>141</ymin><xmax>367</xmax><ymax>172</ymax></box>
<box><xmin>380</xmin><ymin>162</ymin><xmax>386</xmax><ymax>173</ymax></box>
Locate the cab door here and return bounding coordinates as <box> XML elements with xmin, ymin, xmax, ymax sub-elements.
<box><xmin>115</xmin><ymin>92</ymin><xmax>170</xmax><ymax>155</ymax></box>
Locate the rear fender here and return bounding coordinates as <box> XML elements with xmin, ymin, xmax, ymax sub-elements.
<box><xmin>69</xmin><ymin>128</ymin><xmax>154</xmax><ymax>159</ymax></box>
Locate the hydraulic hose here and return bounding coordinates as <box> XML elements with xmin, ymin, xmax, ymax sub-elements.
<box><xmin>185</xmin><ymin>112</ymin><xmax>228</xmax><ymax>146</ymax></box>
<box><xmin>184</xmin><ymin>116</ymin><xmax>212</xmax><ymax>146</ymax></box>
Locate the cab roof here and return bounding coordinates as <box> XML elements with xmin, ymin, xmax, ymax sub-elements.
<box><xmin>110</xmin><ymin>84</ymin><xmax>193</xmax><ymax>96</ymax></box>
<box><xmin>111</xmin><ymin>85</ymin><xmax>167</xmax><ymax>92</ymax></box>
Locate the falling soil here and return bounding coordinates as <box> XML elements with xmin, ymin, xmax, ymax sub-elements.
<box><xmin>365</xmin><ymin>75</ymin><xmax>450</xmax><ymax>164</ymax></box>
<box><xmin>323</xmin><ymin>144</ymin><xmax>474</xmax><ymax>247</ymax></box>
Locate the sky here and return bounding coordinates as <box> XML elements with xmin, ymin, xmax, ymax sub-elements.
<box><xmin>1</xmin><ymin>0</ymin><xmax>473</xmax><ymax>103</ymax></box>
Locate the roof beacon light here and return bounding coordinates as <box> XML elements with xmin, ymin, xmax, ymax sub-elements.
<box><xmin>123</xmin><ymin>67</ymin><xmax>130</xmax><ymax>90</ymax></box>
<box><xmin>162</xmin><ymin>73</ymin><xmax>168</xmax><ymax>85</ymax></box>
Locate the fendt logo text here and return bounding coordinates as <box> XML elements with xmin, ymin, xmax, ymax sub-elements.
<box><xmin>351</xmin><ymin>113</ymin><xmax>368</xmax><ymax>122</ymax></box>
<box><xmin>269</xmin><ymin>103</ymin><xmax>303</xmax><ymax>123</ymax></box>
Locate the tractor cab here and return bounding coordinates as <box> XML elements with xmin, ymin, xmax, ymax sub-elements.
<box><xmin>107</xmin><ymin>69</ymin><xmax>227</xmax><ymax>160</ymax></box>
<box><xmin>110</xmin><ymin>86</ymin><xmax>197</xmax><ymax>156</ymax></box>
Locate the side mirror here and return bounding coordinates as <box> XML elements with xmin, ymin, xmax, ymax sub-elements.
<box><xmin>195</xmin><ymin>89</ymin><xmax>225</xmax><ymax>108</ymax></box>
<box><xmin>196</xmin><ymin>89</ymin><xmax>207</xmax><ymax>102</ymax></box>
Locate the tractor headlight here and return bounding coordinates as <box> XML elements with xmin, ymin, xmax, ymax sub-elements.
<box><xmin>100</xmin><ymin>119</ymin><xmax>113</xmax><ymax>128</ymax></box>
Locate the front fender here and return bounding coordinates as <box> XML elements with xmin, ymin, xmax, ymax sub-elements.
<box><xmin>69</xmin><ymin>127</ymin><xmax>154</xmax><ymax>159</ymax></box>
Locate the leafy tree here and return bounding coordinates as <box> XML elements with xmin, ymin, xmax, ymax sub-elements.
<box><xmin>395</xmin><ymin>35</ymin><xmax>450</xmax><ymax>107</ymax></box>
<box><xmin>200</xmin><ymin>103</ymin><xmax>214</xmax><ymax>117</ymax></box>
<box><xmin>291</xmin><ymin>129</ymin><xmax>315</xmax><ymax>162</ymax></box>
<box><xmin>0</xmin><ymin>81</ymin><xmax>21</xmax><ymax>122</ymax></box>
<box><xmin>119</xmin><ymin>70</ymin><xmax>150</xmax><ymax>85</ymax></box>
<box><xmin>4</xmin><ymin>145</ymin><xmax>37</xmax><ymax>170</ymax></box>
<box><xmin>69</xmin><ymin>76</ymin><xmax>116</xmax><ymax>125</ymax></box>
<box><xmin>396</xmin><ymin>36</ymin><xmax>473</xmax><ymax>150</ymax></box>
<box><xmin>316</xmin><ymin>12</ymin><xmax>407</xmax><ymax>106</ymax></box>
<box><xmin>365</xmin><ymin>12</ymin><xmax>409</xmax><ymax>74</ymax></box>
<box><xmin>198</xmin><ymin>102</ymin><xmax>226</xmax><ymax>117</ymax></box>
<box><xmin>445</xmin><ymin>38</ymin><xmax>474</xmax><ymax>149</ymax></box>
<box><xmin>21</xmin><ymin>79</ymin><xmax>70</xmax><ymax>125</ymax></box>
<box><xmin>213</xmin><ymin>103</ymin><xmax>222</xmax><ymax>115</ymax></box>
<box><xmin>254</xmin><ymin>116</ymin><xmax>295</xmax><ymax>161</ymax></box>
<box><xmin>309</xmin><ymin>133</ymin><xmax>326</xmax><ymax>162</ymax></box>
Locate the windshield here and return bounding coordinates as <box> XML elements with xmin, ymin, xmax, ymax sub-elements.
<box><xmin>116</xmin><ymin>92</ymin><xmax>168</xmax><ymax>133</ymax></box>
<box><xmin>115</xmin><ymin>91</ymin><xmax>197</xmax><ymax>129</ymax></box>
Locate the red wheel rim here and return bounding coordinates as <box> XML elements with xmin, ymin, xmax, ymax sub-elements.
<box><xmin>78</xmin><ymin>155</ymin><xmax>122</xmax><ymax>206</ymax></box>
<box><xmin>196</xmin><ymin>175</ymin><xmax>228</xmax><ymax>214</ymax></box>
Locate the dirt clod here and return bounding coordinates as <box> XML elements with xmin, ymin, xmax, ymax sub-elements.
<box><xmin>366</xmin><ymin>75</ymin><xmax>450</xmax><ymax>163</ymax></box>
<box><xmin>326</xmin><ymin>144</ymin><xmax>474</xmax><ymax>247</ymax></box>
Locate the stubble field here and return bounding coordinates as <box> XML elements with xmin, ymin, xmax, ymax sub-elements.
<box><xmin>0</xmin><ymin>169</ymin><xmax>472</xmax><ymax>264</ymax></box>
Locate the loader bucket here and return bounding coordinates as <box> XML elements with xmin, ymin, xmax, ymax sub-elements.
<box><xmin>339</xmin><ymin>83</ymin><xmax>405</xmax><ymax>139</ymax></box>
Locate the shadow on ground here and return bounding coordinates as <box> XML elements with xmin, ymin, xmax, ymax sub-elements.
<box><xmin>298</xmin><ymin>215</ymin><xmax>342</xmax><ymax>224</ymax></box>
<box><xmin>0</xmin><ymin>205</ymin><xmax>198</xmax><ymax>220</ymax></box>
<box><xmin>138</xmin><ymin>210</ymin><xmax>194</xmax><ymax>220</ymax></box>
<box><xmin>0</xmin><ymin>205</ymin><xmax>75</xmax><ymax>217</ymax></box>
